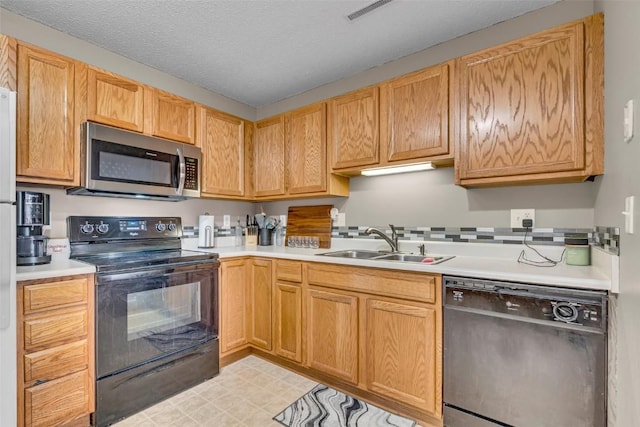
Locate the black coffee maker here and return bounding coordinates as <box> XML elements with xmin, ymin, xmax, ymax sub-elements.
<box><xmin>16</xmin><ymin>191</ymin><xmax>51</xmax><ymax>266</ymax></box>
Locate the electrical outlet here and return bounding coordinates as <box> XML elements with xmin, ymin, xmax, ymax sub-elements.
<box><xmin>223</xmin><ymin>215</ymin><xmax>231</xmax><ymax>227</ymax></box>
<box><xmin>510</xmin><ymin>209</ymin><xmax>535</xmax><ymax>228</ymax></box>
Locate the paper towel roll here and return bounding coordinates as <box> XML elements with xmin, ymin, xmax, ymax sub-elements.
<box><xmin>198</xmin><ymin>214</ymin><xmax>215</xmax><ymax>248</ymax></box>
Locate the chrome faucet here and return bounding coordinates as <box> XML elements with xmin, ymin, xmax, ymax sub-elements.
<box><xmin>365</xmin><ymin>224</ymin><xmax>399</xmax><ymax>252</ymax></box>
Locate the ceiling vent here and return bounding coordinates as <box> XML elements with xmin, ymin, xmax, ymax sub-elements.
<box><xmin>347</xmin><ymin>0</ymin><xmax>394</xmax><ymax>21</ymax></box>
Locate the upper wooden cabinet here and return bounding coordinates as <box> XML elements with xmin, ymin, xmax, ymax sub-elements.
<box><xmin>286</xmin><ymin>102</ymin><xmax>328</xmax><ymax>195</ymax></box>
<box><xmin>253</xmin><ymin>115</ymin><xmax>286</xmax><ymax>198</ymax></box>
<box><xmin>197</xmin><ymin>106</ymin><xmax>246</xmax><ymax>198</ymax></box>
<box><xmin>253</xmin><ymin>108</ymin><xmax>349</xmax><ymax>200</ymax></box>
<box><xmin>16</xmin><ymin>42</ymin><xmax>78</xmax><ymax>185</ymax></box>
<box><xmin>380</xmin><ymin>63</ymin><xmax>452</xmax><ymax>164</ymax></box>
<box><xmin>455</xmin><ymin>13</ymin><xmax>604</xmax><ymax>187</ymax></box>
<box><xmin>145</xmin><ymin>88</ymin><xmax>196</xmax><ymax>144</ymax></box>
<box><xmin>83</xmin><ymin>65</ymin><xmax>145</xmax><ymax>132</ymax></box>
<box><xmin>328</xmin><ymin>86</ymin><xmax>379</xmax><ymax>170</ymax></box>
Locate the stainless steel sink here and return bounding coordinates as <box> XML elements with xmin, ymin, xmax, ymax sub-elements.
<box><xmin>373</xmin><ymin>253</ymin><xmax>455</xmax><ymax>264</ymax></box>
<box><xmin>317</xmin><ymin>250</ymin><xmax>455</xmax><ymax>265</ymax></box>
<box><xmin>317</xmin><ymin>249</ymin><xmax>385</xmax><ymax>259</ymax></box>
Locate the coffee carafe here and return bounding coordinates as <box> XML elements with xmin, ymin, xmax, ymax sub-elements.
<box><xmin>16</xmin><ymin>191</ymin><xmax>51</xmax><ymax>265</ymax></box>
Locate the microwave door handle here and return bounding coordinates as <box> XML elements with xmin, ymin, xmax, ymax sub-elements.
<box><xmin>176</xmin><ymin>147</ymin><xmax>186</xmax><ymax>195</ymax></box>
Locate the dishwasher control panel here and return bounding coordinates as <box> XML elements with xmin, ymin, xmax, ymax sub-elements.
<box><xmin>444</xmin><ymin>276</ymin><xmax>607</xmax><ymax>330</ymax></box>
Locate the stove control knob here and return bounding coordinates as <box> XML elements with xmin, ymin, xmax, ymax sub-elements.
<box><xmin>81</xmin><ymin>223</ymin><xmax>94</xmax><ymax>234</ymax></box>
<box><xmin>155</xmin><ymin>223</ymin><xmax>166</xmax><ymax>232</ymax></box>
<box><xmin>97</xmin><ymin>223</ymin><xmax>109</xmax><ymax>234</ymax></box>
<box><xmin>167</xmin><ymin>223</ymin><xmax>176</xmax><ymax>232</ymax></box>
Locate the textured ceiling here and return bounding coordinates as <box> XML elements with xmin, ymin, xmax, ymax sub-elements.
<box><xmin>1</xmin><ymin>0</ymin><xmax>560</xmax><ymax>107</ymax></box>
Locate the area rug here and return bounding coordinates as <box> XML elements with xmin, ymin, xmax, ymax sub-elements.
<box><xmin>273</xmin><ymin>384</ymin><xmax>416</xmax><ymax>427</ymax></box>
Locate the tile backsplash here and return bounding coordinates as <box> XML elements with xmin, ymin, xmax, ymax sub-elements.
<box><xmin>188</xmin><ymin>224</ymin><xmax>621</xmax><ymax>256</ymax></box>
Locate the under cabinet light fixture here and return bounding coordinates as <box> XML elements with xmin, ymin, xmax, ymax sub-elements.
<box><xmin>361</xmin><ymin>162</ymin><xmax>435</xmax><ymax>176</ymax></box>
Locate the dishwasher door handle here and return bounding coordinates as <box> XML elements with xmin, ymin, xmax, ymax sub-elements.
<box><xmin>444</xmin><ymin>305</ymin><xmax>605</xmax><ymax>334</ymax></box>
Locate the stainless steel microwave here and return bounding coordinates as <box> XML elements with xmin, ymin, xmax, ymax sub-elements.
<box><xmin>67</xmin><ymin>123</ymin><xmax>201</xmax><ymax>201</ymax></box>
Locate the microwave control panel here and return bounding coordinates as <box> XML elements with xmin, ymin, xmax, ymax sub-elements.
<box><xmin>184</xmin><ymin>157</ymin><xmax>199</xmax><ymax>190</ymax></box>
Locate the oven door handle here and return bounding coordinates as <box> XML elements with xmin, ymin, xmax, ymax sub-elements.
<box><xmin>176</xmin><ymin>147</ymin><xmax>186</xmax><ymax>195</ymax></box>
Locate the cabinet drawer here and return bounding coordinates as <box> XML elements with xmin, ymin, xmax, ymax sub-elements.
<box><xmin>308</xmin><ymin>263</ymin><xmax>437</xmax><ymax>303</ymax></box>
<box><xmin>275</xmin><ymin>260</ymin><xmax>302</xmax><ymax>283</ymax></box>
<box><xmin>23</xmin><ymin>278</ymin><xmax>88</xmax><ymax>314</ymax></box>
<box><xmin>25</xmin><ymin>369</ymin><xmax>90</xmax><ymax>427</ymax></box>
<box><xmin>24</xmin><ymin>309</ymin><xmax>88</xmax><ymax>351</ymax></box>
<box><xmin>24</xmin><ymin>340</ymin><xmax>89</xmax><ymax>384</ymax></box>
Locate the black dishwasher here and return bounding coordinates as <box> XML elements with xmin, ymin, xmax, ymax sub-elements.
<box><xmin>443</xmin><ymin>275</ymin><xmax>607</xmax><ymax>427</ymax></box>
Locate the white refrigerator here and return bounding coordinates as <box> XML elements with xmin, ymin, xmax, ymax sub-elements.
<box><xmin>0</xmin><ymin>86</ymin><xmax>17</xmax><ymax>426</ymax></box>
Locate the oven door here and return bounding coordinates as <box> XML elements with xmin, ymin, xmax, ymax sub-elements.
<box><xmin>96</xmin><ymin>262</ymin><xmax>218</xmax><ymax>379</ymax></box>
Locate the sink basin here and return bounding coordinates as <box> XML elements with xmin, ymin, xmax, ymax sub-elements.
<box><xmin>317</xmin><ymin>249</ymin><xmax>385</xmax><ymax>259</ymax></box>
<box><xmin>373</xmin><ymin>253</ymin><xmax>455</xmax><ymax>264</ymax></box>
<box><xmin>317</xmin><ymin>250</ymin><xmax>455</xmax><ymax>265</ymax></box>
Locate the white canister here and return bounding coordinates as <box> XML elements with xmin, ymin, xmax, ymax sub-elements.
<box><xmin>198</xmin><ymin>214</ymin><xmax>215</xmax><ymax>248</ymax></box>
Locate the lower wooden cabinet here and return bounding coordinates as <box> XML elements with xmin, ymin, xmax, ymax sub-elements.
<box><xmin>24</xmin><ymin>369</ymin><xmax>91</xmax><ymax>427</ymax></box>
<box><xmin>273</xmin><ymin>282</ymin><xmax>303</xmax><ymax>363</ymax></box>
<box><xmin>306</xmin><ymin>287</ymin><xmax>358</xmax><ymax>384</ymax></box>
<box><xmin>365</xmin><ymin>297</ymin><xmax>440</xmax><ymax>415</ymax></box>
<box><xmin>247</xmin><ymin>259</ymin><xmax>272</xmax><ymax>350</ymax></box>
<box><xmin>17</xmin><ymin>274</ymin><xmax>95</xmax><ymax>427</ymax></box>
<box><xmin>219</xmin><ymin>259</ymin><xmax>249</xmax><ymax>354</ymax></box>
<box><xmin>306</xmin><ymin>262</ymin><xmax>442</xmax><ymax>421</ymax></box>
<box><xmin>221</xmin><ymin>257</ymin><xmax>443</xmax><ymax>424</ymax></box>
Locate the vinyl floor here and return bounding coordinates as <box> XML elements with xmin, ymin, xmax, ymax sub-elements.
<box><xmin>113</xmin><ymin>355</ymin><xmax>318</xmax><ymax>427</ymax></box>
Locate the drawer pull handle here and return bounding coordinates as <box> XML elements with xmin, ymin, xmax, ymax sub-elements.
<box><xmin>34</xmin><ymin>379</ymin><xmax>48</xmax><ymax>386</ymax></box>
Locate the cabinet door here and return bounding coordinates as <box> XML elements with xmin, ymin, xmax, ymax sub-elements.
<box><xmin>16</xmin><ymin>44</ymin><xmax>77</xmax><ymax>184</ymax></box>
<box><xmin>365</xmin><ymin>297</ymin><xmax>441</xmax><ymax>417</ymax></box>
<box><xmin>273</xmin><ymin>282</ymin><xmax>302</xmax><ymax>363</ymax></box>
<box><xmin>456</xmin><ymin>22</ymin><xmax>585</xmax><ymax>180</ymax></box>
<box><xmin>219</xmin><ymin>260</ymin><xmax>248</xmax><ymax>353</ymax></box>
<box><xmin>307</xmin><ymin>287</ymin><xmax>358</xmax><ymax>384</ymax></box>
<box><xmin>24</xmin><ymin>369</ymin><xmax>91</xmax><ymax>427</ymax></box>
<box><xmin>329</xmin><ymin>86</ymin><xmax>379</xmax><ymax>170</ymax></box>
<box><xmin>286</xmin><ymin>102</ymin><xmax>327</xmax><ymax>194</ymax></box>
<box><xmin>253</xmin><ymin>116</ymin><xmax>286</xmax><ymax>197</ymax></box>
<box><xmin>86</xmin><ymin>66</ymin><xmax>144</xmax><ymax>132</ymax></box>
<box><xmin>380</xmin><ymin>63</ymin><xmax>450</xmax><ymax>163</ymax></box>
<box><xmin>248</xmin><ymin>259</ymin><xmax>272</xmax><ymax>350</ymax></box>
<box><xmin>198</xmin><ymin>106</ymin><xmax>245</xmax><ymax>197</ymax></box>
<box><xmin>148</xmin><ymin>88</ymin><xmax>196</xmax><ymax>144</ymax></box>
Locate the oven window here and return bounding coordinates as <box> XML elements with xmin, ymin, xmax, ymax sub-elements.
<box><xmin>127</xmin><ymin>281</ymin><xmax>201</xmax><ymax>340</ymax></box>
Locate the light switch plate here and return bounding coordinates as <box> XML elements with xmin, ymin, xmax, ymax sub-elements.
<box><xmin>624</xmin><ymin>99</ymin><xmax>634</xmax><ymax>143</ymax></box>
<box><xmin>336</xmin><ymin>212</ymin><xmax>346</xmax><ymax>227</ymax></box>
<box><xmin>223</xmin><ymin>215</ymin><xmax>231</xmax><ymax>227</ymax></box>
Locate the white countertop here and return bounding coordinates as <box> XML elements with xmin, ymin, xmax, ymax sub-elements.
<box><xmin>16</xmin><ymin>238</ymin><xmax>616</xmax><ymax>292</ymax></box>
<box><xmin>185</xmin><ymin>238</ymin><xmax>615</xmax><ymax>292</ymax></box>
<box><xmin>16</xmin><ymin>259</ymin><xmax>96</xmax><ymax>282</ymax></box>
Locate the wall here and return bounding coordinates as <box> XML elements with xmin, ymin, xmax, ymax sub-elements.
<box><xmin>263</xmin><ymin>0</ymin><xmax>598</xmax><ymax>231</ymax></box>
<box><xmin>0</xmin><ymin>8</ymin><xmax>256</xmax><ymax>120</ymax></box>
<box><xmin>592</xmin><ymin>1</ymin><xmax>640</xmax><ymax>426</ymax></box>
<box><xmin>265</xmin><ymin>169</ymin><xmax>596</xmax><ymax>228</ymax></box>
<box><xmin>18</xmin><ymin>186</ymin><xmax>254</xmax><ymax>238</ymax></box>
<box><xmin>257</xmin><ymin>0</ymin><xmax>595</xmax><ymax>119</ymax></box>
